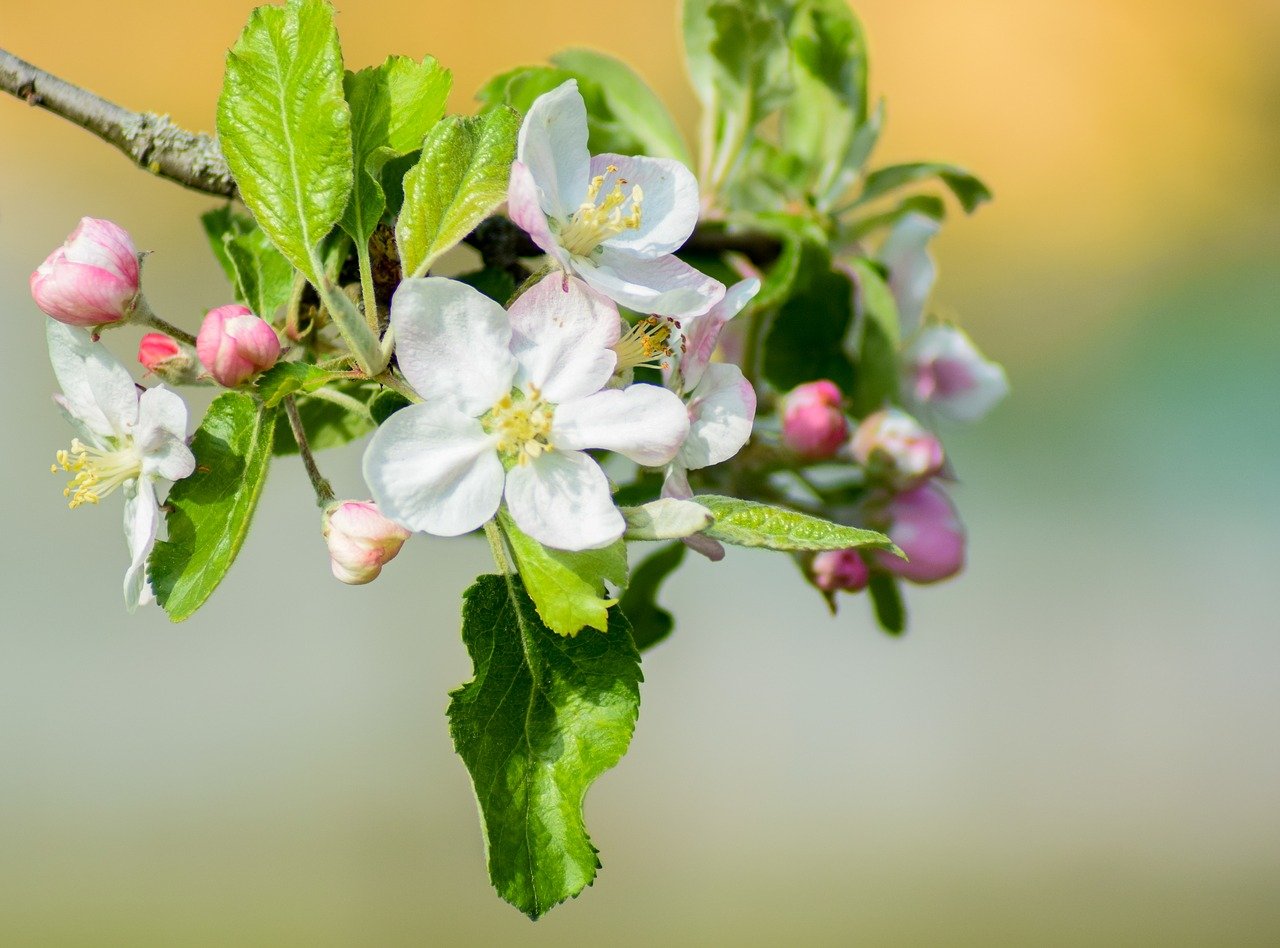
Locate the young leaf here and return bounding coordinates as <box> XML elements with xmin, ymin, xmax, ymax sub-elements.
<box><xmin>271</xmin><ymin>381</ymin><xmax>375</xmax><ymax>455</ymax></box>
<box><xmin>618</xmin><ymin>542</ymin><xmax>686</xmax><ymax>651</ymax></box>
<box><xmin>500</xmin><ymin>514</ymin><xmax>627</xmax><ymax>636</ymax></box>
<box><xmin>846</xmin><ymin>258</ymin><xmax>902</xmax><ymax>415</ymax></box>
<box><xmin>255</xmin><ymin>361</ymin><xmax>339</xmax><ymax>408</ymax></box>
<box><xmin>341</xmin><ymin>55</ymin><xmax>451</xmax><ymax>247</ymax></box>
<box><xmin>149</xmin><ymin>393</ymin><xmax>276</xmax><ymax>621</ymax></box>
<box><xmin>368</xmin><ymin>388</ymin><xmax>411</xmax><ymax>425</ymax></box>
<box><xmin>396</xmin><ymin>108</ymin><xmax>520</xmax><ymax>277</ymax></box>
<box><xmin>448</xmin><ymin>574</ymin><xmax>642</xmax><ymax>919</ymax></box>
<box><xmin>224</xmin><ymin>226</ymin><xmax>296</xmax><ymax>319</ymax></box>
<box><xmin>200</xmin><ymin>205</ymin><xmax>253</xmax><ymax>281</ymax></box>
<box><xmin>763</xmin><ymin>260</ymin><xmax>857</xmax><ymax>392</ymax></box>
<box><xmin>694</xmin><ymin>495</ymin><xmax>900</xmax><ymax>553</ymax></box>
<box><xmin>216</xmin><ymin>0</ymin><xmax>353</xmax><ymax>284</ymax></box>
<box><xmin>853</xmin><ymin>162</ymin><xmax>992</xmax><ymax>214</ymax></box>
<box><xmin>868</xmin><ymin>572</ymin><xmax>906</xmax><ymax>635</ymax></box>
<box><xmin>551</xmin><ymin>49</ymin><xmax>693</xmax><ymax>165</ymax></box>
<box><xmin>684</xmin><ymin>0</ymin><xmax>793</xmax><ymax>120</ymax></box>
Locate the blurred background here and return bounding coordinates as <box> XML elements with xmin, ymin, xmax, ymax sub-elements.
<box><xmin>2</xmin><ymin>0</ymin><xmax>1278</xmax><ymax>943</ymax></box>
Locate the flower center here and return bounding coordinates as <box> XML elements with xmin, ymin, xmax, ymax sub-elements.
<box><xmin>485</xmin><ymin>385</ymin><xmax>554</xmax><ymax>466</ymax></box>
<box><xmin>612</xmin><ymin>315</ymin><xmax>681</xmax><ymax>374</ymax></box>
<box><xmin>51</xmin><ymin>438</ymin><xmax>142</xmax><ymax>509</ymax></box>
<box><xmin>559</xmin><ymin>165</ymin><xmax>644</xmax><ymax>257</ymax></box>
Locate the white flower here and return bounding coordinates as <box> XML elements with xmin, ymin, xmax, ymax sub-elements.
<box><xmin>46</xmin><ymin>320</ymin><xmax>195</xmax><ymax>610</ymax></box>
<box><xmin>878</xmin><ymin>212</ymin><xmax>941</xmax><ymax>336</ymax></box>
<box><xmin>508</xmin><ymin>80</ymin><xmax>725</xmax><ymax>318</ymax></box>
<box><xmin>902</xmin><ymin>324</ymin><xmax>1009</xmax><ymax>423</ymax></box>
<box><xmin>659</xmin><ymin>279</ymin><xmax>761</xmax><ymax>560</ymax></box>
<box><xmin>362</xmin><ymin>275</ymin><xmax>690</xmax><ymax>551</ymax></box>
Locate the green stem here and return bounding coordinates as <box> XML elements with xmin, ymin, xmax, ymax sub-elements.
<box><xmin>312</xmin><ymin>253</ymin><xmax>385</xmax><ymax>376</ymax></box>
<box><xmin>283</xmin><ymin>395</ymin><xmax>335</xmax><ymax>507</ymax></box>
<box><xmin>131</xmin><ymin>296</ymin><xmax>197</xmax><ymax>346</ymax></box>
<box><xmin>483</xmin><ymin>520</ymin><xmax>510</xmax><ymax>575</ymax></box>
<box><xmin>356</xmin><ymin>241</ymin><xmax>380</xmax><ymax>333</ymax></box>
<box><xmin>302</xmin><ymin>385</ymin><xmax>373</xmax><ymax>424</ymax></box>
<box><xmin>284</xmin><ymin>271</ymin><xmax>307</xmax><ymax>341</ymax></box>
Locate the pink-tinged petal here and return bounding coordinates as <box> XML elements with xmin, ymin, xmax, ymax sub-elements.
<box><xmin>811</xmin><ymin>549</ymin><xmax>870</xmax><ymax>593</ymax></box>
<box><xmin>135</xmin><ymin>386</ymin><xmax>195</xmax><ymax>482</ymax></box>
<box><xmin>660</xmin><ymin>467</ymin><xmax>725</xmax><ymax>561</ymax></box>
<box><xmin>680</xmin><ymin>362</ymin><xmax>756</xmax><ymax>471</ymax></box>
<box><xmin>879</xmin><ymin>212</ymin><xmax>940</xmax><ymax>336</ymax></box>
<box><xmin>874</xmin><ymin>483</ymin><xmax>966</xmax><ymax>584</ymax></box>
<box><xmin>780</xmin><ymin>380</ymin><xmax>848</xmax><ymax>461</ymax></box>
<box><xmin>903</xmin><ymin>325</ymin><xmax>1008</xmax><ymax>423</ymax></box>
<box><xmin>508</xmin><ymin>161</ymin><xmax>571</xmax><ymax>267</ymax></box>
<box><xmin>577</xmin><ymin>246</ymin><xmax>725</xmax><ymax>318</ymax></box>
<box><xmin>196</xmin><ymin>306</ymin><xmax>280</xmax><ymax>387</ymax></box>
<box><xmin>589</xmin><ymin>153</ymin><xmax>699</xmax><ymax>257</ymax></box>
<box><xmin>504</xmin><ymin>449</ymin><xmax>622</xmax><ymax>550</ymax></box>
<box><xmin>123</xmin><ymin>477</ymin><xmax>159</xmax><ymax>612</ymax></box>
<box><xmin>45</xmin><ymin>319</ymin><xmax>140</xmax><ymax>438</ymax></box>
<box><xmin>390</xmin><ymin>278</ymin><xmax>516</xmax><ymax>416</ymax></box>
<box><xmin>31</xmin><ymin>261</ymin><xmax>137</xmax><ymax>326</ymax></box>
<box><xmin>362</xmin><ymin>402</ymin><xmax>504</xmax><ymax>537</ymax></box>
<box><xmin>675</xmin><ymin>277</ymin><xmax>760</xmax><ymax>390</ymax></box>
<box><xmin>323</xmin><ymin>501</ymin><xmax>410</xmax><ymax>586</ymax></box>
<box><xmin>516</xmin><ymin>79</ymin><xmax>590</xmax><ymax>219</ymax></box>
<box><xmin>553</xmin><ymin>383</ymin><xmax>690</xmax><ymax>466</ymax></box>
<box><xmin>508</xmin><ymin>273</ymin><xmax>619</xmax><ymax>403</ymax></box>
<box><xmin>62</xmin><ymin>217</ymin><xmax>139</xmax><ymax>284</ymax></box>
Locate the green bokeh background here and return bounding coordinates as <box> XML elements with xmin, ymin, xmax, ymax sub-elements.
<box><xmin>2</xmin><ymin>1</ymin><xmax>1277</xmax><ymax>943</ymax></box>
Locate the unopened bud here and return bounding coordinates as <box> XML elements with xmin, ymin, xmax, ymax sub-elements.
<box><xmin>781</xmin><ymin>380</ymin><xmax>848</xmax><ymax>460</ymax></box>
<box><xmin>137</xmin><ymin>332</ymin><xmax>199</xmax><ymax>385</ymax></box>
<box><xmin>811</xmin><ymin>549</ymin><xmax>870</xmax><ymax>594</ymax></box>
<box><xmin>196</xmin><ymin>304</ymin><xmax>280</xmax><ymax>387</ymax></box>
<box><xmin>323</xmin><ymin>501</ymin><xmax>411</xmax><ymax>585</ymax></box>
<box><xmin>902</xmin><ymin>325</ymin><xmax>1008</xmax><ymax>423</ymax></box>
<box><xmin>874</xmin><ymin>483</ymin><xmax>965</xmax><ymax>584</ymax></box>
<box><xmin>30</xmin><ymin>217</ymin><xmax>140</xmax><ymax>327</ymax></box>
<box><xmin>851</xmin><ymin>408</ymin><xmax>944</xmax><ymax>489</ymax></box>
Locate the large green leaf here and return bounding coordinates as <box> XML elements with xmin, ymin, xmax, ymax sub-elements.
<box><xmin>551</xmin><ymin>49</ymin><xmax>692</xmax><ymax>165</ymax></box>
<box><xmin>684</xmin><ymin>0</ymin><xmax>793</xmax><ymax>121</ymax></box>
<box><xmin>694</xmin><ymin>495</ymin><xmax>899</xmax><ymax>553</ymax></box>
<box><xmin>763</xmin><ymin>259</ymin><xmax>857</xmax><ymax>392</ymax></box>
<box><xmin>853</xmin><ymin>162</ymin><xmax>992</xmax><ymax>214</ymax></box>
<box><xmin>149</xmin><ymin>393</ymin><xmax>276</xmax><ymax>621</ymax></box>
<box><xmin>216</xmin><ymin>0</ymin><xmax>353</xmax><ymax>284</ymax></box>
<box><xmin>448</xmin><ymin>574</ymin><xmax>642</xmax><ymax>919</ymax></box>
<box><xmin>341</xmin><ymin>55</ymin><xmax>451</xmax><ymax>247</ymax></box>
<box><xmin>396</xmin><ymin>108</ymin><xmax>520</xmax><ymax>278</ymax></box>
<box><xmin>201</xmin><ymin>206</ymin><xmax>296</xmax><ymax>318</ymax></box>
<box><xmin>618</xmin><ymin>542</ymin><xmax>686</xmax><ymax>651</ymax></box>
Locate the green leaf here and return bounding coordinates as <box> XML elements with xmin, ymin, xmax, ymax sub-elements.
<box><xmin>396</xmin><ymin>108</ymin><xmax>520</xmax><ymax>278</ymax></box>
<box><xmin>149</xmin><ymin>393</ymin><xmax>276</xmax><ymax>621</ymax></box>
<box><xmin>841</xmin><ymin>193</ymin><xmax>946</xmax><ymax>242</ymax></box>
<box><xmin>368</xmin><ymin>388</ymin><xmax>411</xmax><ymax>425</ymax></box>
<box><xmin>618</xmin><ymin>542</ymin><xmax>686</xmax><ymax>651</ymax></box>
<box><xmin>448</xmin><ymin>574</ymin><xmax>642</xmax><ymax>918</ymax></box>
<box><xmin>694</xmin><ymin>495</ymin><xmax>900</xmax><ymax>553</ymax></box>
<box><xmin>224</xmin><ymin>226</ymin><xmax>296</xmax><ymax>319</ymax></box>
<box><xmin>551</xmin><ymin>49</ymin><xmax>692</xmax><ymax>165</ymax></box>
<box><xmin>200</xmin><ymin>206</ymin><xmax>253</xmax><ymax>281</ymax></box>
<box><xmin>846</xmin><ymin>257</ymin><xmax>902</xmax><ymax>415</ymax></box>
<box><xmin>868</xmin><ymin>572</ymin><xmax>906</xmax><ymax>635</ymax></box>
<box><xmin>216</xmin><ymin>0</ymin><xmax>353</xmax><ymax>284</ymax></box>
<box><xmin>686</xmin><ymin>0</ymin><xmax>793</xmax><ymax>121</ymax></box>
<box><xmin>853</xmin><ymin>162</ymin><xmax>992</xmax><ymax>214</ymax></box>
<box><xmin>341</xmin><ymin>55</ymin><xmax>451</xmax><ymax>247</ymax></box>
<box><xmin>763</xmin><ymin>258</ymin><xmax>857</xmax><ymax>392</ymax></box>
<box><xmin>272</xmin><ymin>381</ymin><xmax>375</xmax><ymax>455</ymax></box>
<box><xmin>500</xmin><ymin>514</ymin><xmax>627</xmax><ymax>636</ymax></box>
<box><xmin>254</xmin><ymin>361</ymin><xmax>338</xmax><ymax>408</ymax></box>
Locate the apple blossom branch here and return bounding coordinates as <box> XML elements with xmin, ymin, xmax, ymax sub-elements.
<box><xmin>0</xmin><ymin>47</ymin><xmax>781</xmax><ymax>269</ymax></box>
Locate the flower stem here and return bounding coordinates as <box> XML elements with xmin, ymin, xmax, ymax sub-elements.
<box><xmin>356</xmin><ymin>241</ymin><xmax>380</xmax><ymax>333</ymax></box>
<box><xmin>301</xmin><ymin>385</ymin><xmax>373</xmax><ymax>424</ymax></box>
<box><xmin>483</xmin><ymin>520</ymin><xmax>511</xmax><ymax>575</ymax></box>
<box><xmin>132</xmin><ymin>296</ymin><xmax>197</xmax><ymax>346</ymax></box>
<box><xmin>283</xmin><ymin>395</ymin><xmax>335</xmax><ymax>507</ymax></box>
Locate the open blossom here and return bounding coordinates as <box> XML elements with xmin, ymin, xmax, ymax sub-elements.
<box><xmin>851</xmin><ymin>407</ymin><xmax>944</xmax><ymax>489</ymax></box>
<box><xmin>902</xmin><ymin>324</ymin><xmax>1008</xmax><ymax>423</ymax></box>
<box><xmin>363</xmin><ymin>275</ymin><xmax>689</xmax><ymax>551</ymax></box>
<box><xmin>507</xmin><ymin>80</ymin><xmax>724</xmax><ymax>317</ymax></box>
<box><xmin>781</xmin><ymin>380</ymin><xmax>848</xmax><ymax>460</ymax></box>
<box><xmin>46</xmin><ymin>320</ymin><xmax>195</xmax><ymax>610</ymax></box>
<box><xmin>323</xmin><ymin>501</ymin><xmax>410</xmax><ymax>585</ymax></box>
<box><xmin>197</xmin><ymin>304</ymin><xmax>280</xmax><ymax>387</ymax></box>
<box><xmin>874</xmin><ymin>482</ymin><xmax>966</xmax><ymax>584</ymax></box>
<box><xmin>31</xmin><ymin>217</ymin><xmax>140</xmax><ymax>327</ymax></box>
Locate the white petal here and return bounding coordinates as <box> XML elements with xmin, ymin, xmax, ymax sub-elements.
<box><xmin>675</xmin><ymin>277</ymin><xmax>760</xmax><ymax>390</ymax></box>
<box><xmin>660</xmin><ymin>467</ymin><xmax>725</xmax><ymax>562</ymax></box>
<box><xmin>879</xmin><ymin>213</ymin><xmax>940</xmax><ymax>337</ymax></box>
<box><xmin>135</xmin><ymin>386</ymin><xmax>195</xmax><ymax>482</ymax></box>
<box><xmin>362</xmin><ymin>402</ymin><xmax>504</xmax><ymax>537</ymax></box>
<box><xmin>577</xmin><ymin>247</ymin><xmax>724</xmax><ymax>318</ymax></box>
<box><xmin>46</xmin><ymin>319</ymin><xmax>138</xmax><ymax>438</ymax></box>
<box><xmin>622</xmin><ymin>498</ymin><xmax>713</xmax><ymax>540</ymax></box>
<box><xmin>508</xmin><ymin>161</ymin><xmax>571</xmax><ymax>267</ymax></box>
<box><xmin>122</xmin><ymin>478</ymin><xmax>159</xmax><ymax>611</ymax></box>
<box><xmin>590</xmin><ymin>153</ymin><xmax>700</xmax><ymax>257</ymax></box>
<box><xmin>389</xmin><ymin>278</ymin><xmax>515</xmax><ymax>416</ymax></box>
<box><xmin>553</xmin><ymin>384</ymin><xmax>689</xmax><ymax>466</ymax></box>
<box><xmin>508</xmin><ymin>273</ymin><xmax>619</xmax><ymax>403</ymax></box>
<box><xmin>516</xmin><ymin>79</ymin><xmax>589</xmax><ymax>220</ymax></box>
<box><xmin>680</xmin><ymin>362</ymin><xmax>757</xmax><ymax>471</ymax></box>
<box><xmin>504</xmin><ymin>449</ymin><xmax>622</xmax><ymax>551</ymax></box>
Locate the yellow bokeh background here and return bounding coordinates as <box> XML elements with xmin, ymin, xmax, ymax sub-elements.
<box><xmin>1</xmin><ymin>2</ymin><xmax>1277</xmax><ymax>943</ymax></box>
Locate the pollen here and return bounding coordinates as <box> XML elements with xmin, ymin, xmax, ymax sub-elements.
<box><xmin>613</xmin><ymin>315</ymin><xmax>682</xmax><ymax>374</ymax></box>
<box><xmin>51</xmin><ymin>438</ymin><xmax>142</xmax><ymax>509</ymax></box>
<box><xmin>485</xmin><ymin>385</ymin><xmax>555</xmax><ymax>466</ymax></box>
<box><xmin>559</xmin><ymin>165</ymin><xmax>644</xmax><ymax>257</ymax></box>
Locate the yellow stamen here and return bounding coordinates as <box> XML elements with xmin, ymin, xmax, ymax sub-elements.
<box><xmin>51</xmin><ymin>438</ymin><xmax>141</xmax><ymax>509</ymax></box>
<box><xmin>613</xmin><ymin>316</ymin><xmax>682</xmax><ymax>374</ymax></box>
<box><xmin>484</xmin><ymin>385</ymin><xmax>555</xmax><ymax>466</ymax></box>
<box><xmin>559</xmin><ymin>166</ymin><xmax>644</xmax><ymax>257</ymax></box>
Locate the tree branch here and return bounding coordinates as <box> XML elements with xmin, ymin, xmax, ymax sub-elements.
<box><xmin>1</xmin><ymin>47</ymin><xmax>781</xmax><ymax>267</ymax></box>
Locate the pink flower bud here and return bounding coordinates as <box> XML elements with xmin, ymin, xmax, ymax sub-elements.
<box><xmin>30</xmin><ymin>217</ymin><xmax>140</xmax><ymax>326</ymax></box>
<box><xmin>781</xmin><ymin>380</ymin><xmax>849</xmax><ymax>460</ymax></box>
<box><xmin>875</xmin><ymin>483</ymin><xmax>965</xmax><ymax>584</ymax></box>
<box><xmin>138</xmin><ymin>333</ymin><xmax>182</xmax><ymax>371</ymax></box>
<box><xmin>323</xmin><ymin>501</ymin><xmax>411</xmax><ymax>585</ymax></box>
<box><xmin>811</xmin><ymin>549</ymin><xmax>870</xmax><ymax>594</ymax></box>
<box><xmin>196</xmin><ymin>305</ymin><xmax>281</xmax><ymax>387</ymax></box>
<box><xmin>851</xmin><ymin>408</ymin><xmax>945</xmax><ymax>489</ymax></box>
<box><xmin>902</xmin><ymin>325</ymin><xmax>1008</xmax><ymax>423</ymax></box>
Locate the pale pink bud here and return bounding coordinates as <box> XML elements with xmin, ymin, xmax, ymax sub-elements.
<box><xmin>323</xmin><ymin>501</ymin><xmax>411</xmax><ymax>585</ymax></box>
<box><xmin>902</xmin><ymin>325</ymin><xmax>1008</xmax><ymax>423</ymax></box>
<box><xmin>781</xmin><ymin>380</ymin><xmax>849</xmax><ymax>460</ymax></box>
<box><xmin>30</xmin><ymin>217</ymin><xmax>140</xmax><ymax>326</ymax></box>
<box><xmin>851</xmin><ymin>408</ymin><xmax>945</xmax><ymax>489</ymax></box>
<box><xmin>875</xmin><ymin>483</ymin><xmax>965</xmax><ymax>584</ymax></box>
<box><xmin>196</xmin><ymin>305</ymin><xmax>281</xmax><ymax>387</ymax></box>
<box><xmin>811</xmin><ymin>549</ymin><xmax>870</xmax><ymax>594</ymax></box>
